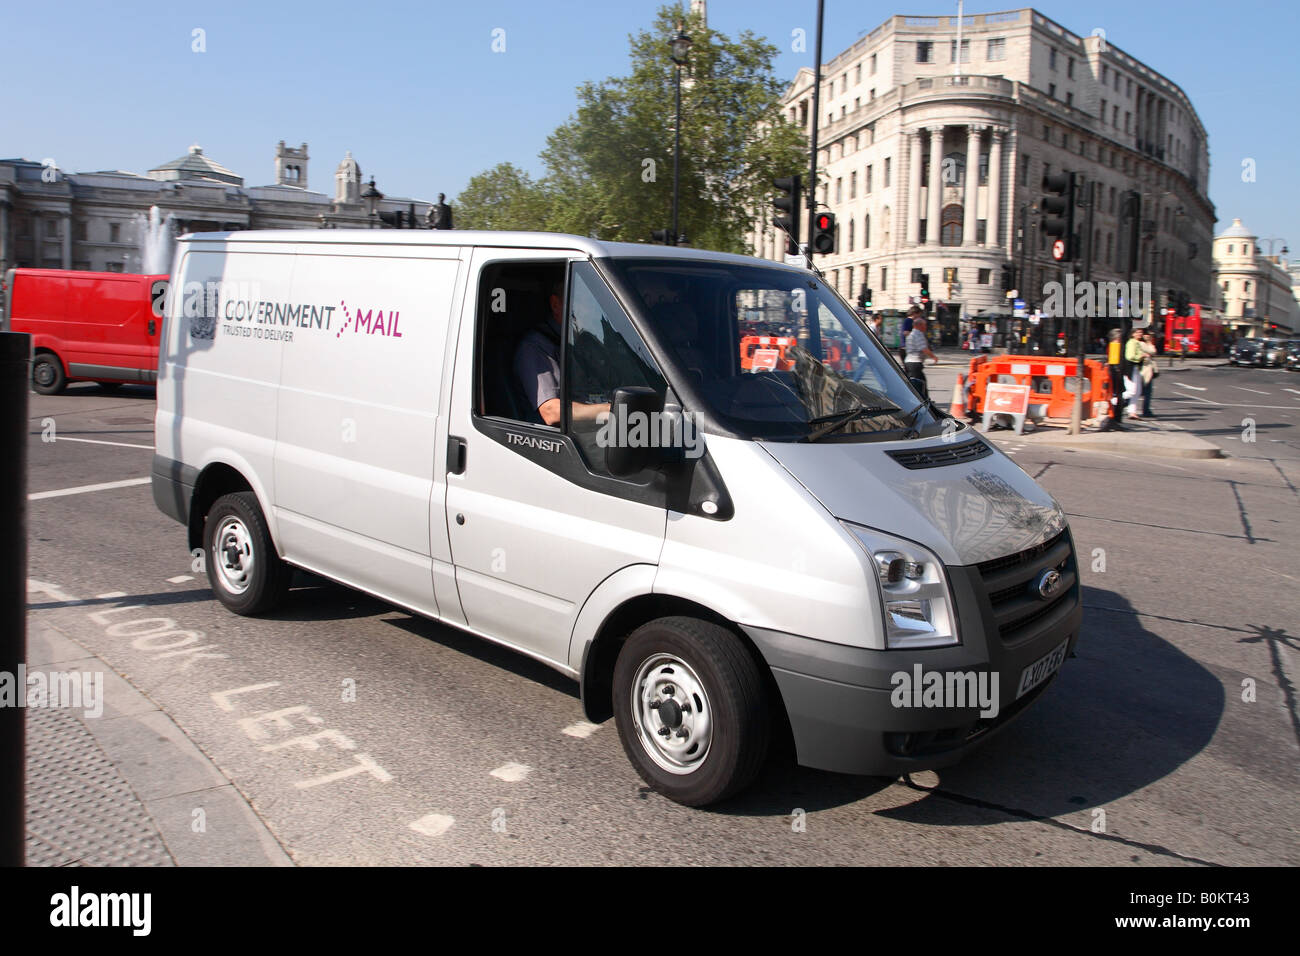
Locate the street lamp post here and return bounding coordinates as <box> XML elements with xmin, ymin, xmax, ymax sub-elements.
<box><xmin>669</xmin><ymin>23</ymin><xmax>692</xmax><ymax>247</ymax></box>
<box><xmin>361</xmin><ymin>177</ymin><xmax>383</xmax><ymax>229</ymax></box>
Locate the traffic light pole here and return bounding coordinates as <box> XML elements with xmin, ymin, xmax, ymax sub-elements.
<box><xmin>1069</xmin><ymin>180</ymin><xmax>1096</xmax><ymax>435</ymax></box>
<box><xmin>805</xmin><ymin>0</ymin><xmax>825</xmax><ymax>272</ymax></box>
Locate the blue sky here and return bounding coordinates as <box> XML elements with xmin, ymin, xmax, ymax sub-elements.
<box><xmin>4</xmin><ymin>1</ymin><xmax>1295</xmax><ymax>246</ymax></box>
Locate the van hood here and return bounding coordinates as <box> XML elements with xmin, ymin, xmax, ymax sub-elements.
<box><xmin>758</xmin><ymin>436</ymin><xmax>1067</xmax><ymax>567</ymax></box>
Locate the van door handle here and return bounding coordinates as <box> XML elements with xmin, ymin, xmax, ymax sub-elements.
<box><xmin>447</xmin><ymin>435</ymin><xmax>467</xmax><ymax>475</ymax></box>
<box><xmin>148</xmin><ymin>319</ymin><xmax>157</xmax><ymax>336</ymax></box>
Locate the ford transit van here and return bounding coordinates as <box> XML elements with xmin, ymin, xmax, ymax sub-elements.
<box><xmin>153</xmin><ymin>230</ymin><xmax>1081</xmax><ymax>805</ymax></box>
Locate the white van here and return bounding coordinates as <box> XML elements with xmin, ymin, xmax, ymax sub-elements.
<box><xmin>153</xmin><ymin>230</ymin><xmax>1081</xmax><ymax>805</ymax></box>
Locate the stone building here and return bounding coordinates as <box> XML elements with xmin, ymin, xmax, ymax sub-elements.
<box><xmin>1212</xmin><ymin>219</ymin><xmax>1296</xmax><ymax>337</ymax></box>
<box><xmin>752</xmin><ymin>7</ymin><xmax>1214</xmax><ymax>346</ymax></box>
<box><xmin>0</xmin><ymin>143</ymin><xmax>435</xmax><ymax>276</ymax></box>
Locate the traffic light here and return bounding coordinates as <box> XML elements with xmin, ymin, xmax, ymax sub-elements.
<box><xmin>1042</xmin><ymin>171</ymin><xmax>1077</xmax><ymax>261</ymax></box>
<box><xmin>858</xmin><ymin>285</ymin><xmax>873</xmax><ymax>309</ymax></box>
<box><xmin>773</xmin><ymin>176</ymin><xmax>802</xmax><ymax>255</ymax></box>
<box><xmin>1001</xmin><ymin>264</ymin><xmax>1016</xmax><ymax>293</ymax></box>
<box><xmin>811</xmin><ymin>211</ymin><xmax>837</xmax><ymax>254</ymax></box>
<box><xmin>919</xmin><ymin>273</ymin><xmax>931</xmax><ymax>312</ymax></box>
<box><xmin>651</xmin><ymin>229</ymin><xmax>671</xmax><ymax>244</ymax></box>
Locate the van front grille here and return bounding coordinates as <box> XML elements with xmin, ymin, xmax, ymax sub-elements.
<box><xmin>886</xmin><ymin>437</ymin><xmax>991</xmax><ymax>470</ymax></box>
<box><xmin>976</xmin><ymin>530</ymin><xmax>1075</xmax><ymax>641</ymax></box>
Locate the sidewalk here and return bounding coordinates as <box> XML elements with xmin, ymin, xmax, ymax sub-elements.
<box><xmin>976</xmin><ymin>413</ymin><xmax>1223</xmax><ymax>459</ymax></box>
<box><xmin>23</xmin><ymin>612</ymin><xmax>293</xmax><ymax>866</ymax></box>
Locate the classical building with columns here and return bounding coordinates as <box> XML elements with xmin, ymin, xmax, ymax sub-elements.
<box><xmin>753</xmin><ymin>7</ymin><xmax>1215</xmax><ymax>345</ymax></box>
<box><xmin>1211</xmin><ymin>219</ymin><xmax>1296</xmax><ymax>337</ymax></box>
<box><xmin>0</xmin><ymin>143</ymin><xmax>434</xmax><ymax>277</ymax></box>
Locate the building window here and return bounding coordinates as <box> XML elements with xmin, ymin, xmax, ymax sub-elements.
<box><xmin>74</xmin><ymin>220</ymin><xmax>87</xmax><ymax>241</ymax></box>
<box><xmin>1125</xmin><ymin>111</ymin><xmax>1131</xmax><ymax>133</ymax></box>
<box><xmin>1048</xmin><ymin>83</ymin><xmax>1057</xmax><ymax>99</ymax></box>
<box><xmin>871</xmin><ymin>53</ymin><xmax>877</xmax><ymax>74</ymax></box>
<box><xmin>105</xmin><ymin>261</ymin><xmax>124</xmax><ymax>273</ymax></box>
<box><xmin>916</xmin><ymin>41</ymin><xmax>932</xmax><ymax>63</ymax></box>
<box><xmin>987</xmin><ymin>37</ymin><xmax>1006</xmax><ymax>61</ymax></box>
<box><xmin>1021</xmin><ymin>153</ymin><xmax>1031</xmax><ymax>180</ymax></box>
<box><xmin>1126</xmin><ymin>78</ymin><xmax>1132</xmax><ymax>96</ymax></box>
<box><xmin>109</xmin><ymin>223</ymin><xmax>121</xmax><ymax>243</ymax></box>
<box><xmin>976</xmin><ymin>220</ymin><xmax>987</xmax><ymax>244</ymax></box>
<box><xmin>869</xmin><ymin>88</ymin><xmax>876</xmax><ymax>101</ymax></box>
<box><xmin>1112</xmin><ymin>105</ymin><xmax>1119</xmax><ymax>126</ymax></box>
<box><xmin>848</xmin><ymin>219</ymin><xmax>855</xmax><ymax>251</ymax></box>
<box><xmin>1043</xmin><ymin>124</ymin><xmax>1051</xmax><ymax>140</ymax></box>
<box><xmin>855</xmin><ymin>63</ymin><xmax>862</xmax><ymax>83</ymax></box>
<box><xmin>978</xmin><ymin>150</ymin><xmax>988</xmax><ymax>185</ymax></box>
<box><xmin>1067</xmin><ymin>57</ymin><xmax>1074</xmax><ymax>79</ymax></box>
<box><xmin>949</xmin><ymin>39</ymin><xmax>970</xmax><ymax>64</ymax></box>
<box><xmin>866</xmin><ymin>165</ymin><xmax>873</xmax><ymax>193</ymax></box>
<box><xmin>881</xmin><ymin>266</ymin><xmax>887</xmax><ymax>290</ymax></box>
<box><xmin>850</xmin><ymin>170</ymin><xmax>857</xmax><ymax>199</ymax></box>
<box><xmin>1049</xmin><ymin>48</ymin><xmax>1057</xmax><ymax>70</ymax></box>
<box><xmin>1228</xmin><ymin>244</ymin><xmax>1234</xmax><ymax>254</ymax></box>
<box><xmin>1100</xmin><ymin>97</ymin><xmax>1107</xmax><ymax>119</ymax></box>
<box><xmin>978</xmin><ymin>268</ymin><xmax>991</xmax><ymax>284</ymax></box>
<box><xmin>884</xmin><ymin>157</ymin><xmax>891</xmax><ymax>187</ymax></box>
<box><xmin>1102</xmin><ymin>65</ymin><xmax>1108</xmax><ymax>84</ymax></box>
<box><xmin>1066</xmin><ymin>92</ymin><xmax>1073</xmax><ymax>108</ymax></box>
<box><xmin>940</xmin><ymin>204</ymin><xmax>963</xmax><ymax>246</ymax></box>
<box><xmin>1244</xmin><ymin>280</ymin><xmax>1251</xmax><ymax>292</ymax></box>
<box><xmin>835</xmin><ymin>178</ymin><xmax>843</xmax><ymax>203</ymax></box>
<box><xmin>864</xmin><ymin>213</ymin><xmax>871</xmax><ymax>248</ymax></box>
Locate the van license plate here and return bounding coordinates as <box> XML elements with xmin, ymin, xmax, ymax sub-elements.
<box><xmin>1017</xmin><ymin>639</ymin><xmax>1069</xmax><ymax>698</ymax></box>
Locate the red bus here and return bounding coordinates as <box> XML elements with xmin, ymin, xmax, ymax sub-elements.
<box><xmin>1164</xmin><ymin>304</ymin><xmax>1224</xmax><ymax>357</ymax></box>
<box><xmin>1</xmin><ymin>268</ymin><xmax>168</xmax><ymax>394</ymax></box>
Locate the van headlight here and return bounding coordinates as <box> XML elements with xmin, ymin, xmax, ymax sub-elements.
<box><xmin>842</xmin><ymin>523</ymin><xmax>959</xmax><ymax>649</ymax></box>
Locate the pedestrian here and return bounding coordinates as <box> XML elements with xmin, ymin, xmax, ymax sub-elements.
<box><xmin>899</xmin><ymin>310</ymin><xmax>915</xmax><ymax>364</ymax></box>
<box><xmin>1141</xmin><ymin>330</ymin><xmax>1159</xmax><ymax>418</ymax></box>
<box><xmin>1180</xmin><ymin>334</ymin><xmax>1190</xmax><ymax>366</ymax></box>
<box><xmin>904</xmin><ymin>314</ymin><xmax>939</xmax><ymax>398</ymax></box>
<box><xmin>1125</xmin><ymin>326</ymin><xmax>1146</xmax><ymax>420</ymax></box>
<box><xmin>1103</xmin><ymin>329</ymin><xmax>1125</xmax><ymax>430</ymax></box>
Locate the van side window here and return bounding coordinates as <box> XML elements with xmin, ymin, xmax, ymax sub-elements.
<box><xmin>565</xmin><ymin>261</ymin><xmax>666</xmax><ymax>477</ymax></box>
<box><xmin>476</xmin><ymin>261</ymin><xmax>568</xmax><ymax>426</ymax></box>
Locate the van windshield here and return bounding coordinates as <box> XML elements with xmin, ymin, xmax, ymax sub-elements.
<box><xmin>601</xmin><ymin>257</ymin><xmax>942</xmax><ymax>442</ymax></box>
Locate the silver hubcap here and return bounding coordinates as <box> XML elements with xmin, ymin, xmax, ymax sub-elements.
<box><xmin>630</xmin><ymin>654</ymin><xmax>712</xmax><ymax>775</ymax></box>
<box><xmin>34</xmin><ymin>362</ymin><xmax>54</xmax><ymax>386</ymax></box>
<box><xmin>213</xmin><ymin>515</ymin><xmax>254</xmax><ymax>595</ymax></box>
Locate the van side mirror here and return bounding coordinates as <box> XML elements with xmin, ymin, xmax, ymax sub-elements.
<box><xmin>604</xmin><ymin>386</ymin><xmax>664</xmax><ymax>478</ymax></box>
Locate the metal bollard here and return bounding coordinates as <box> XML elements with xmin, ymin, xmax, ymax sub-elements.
<box><xmin>0</xmin><ymin>331</ymin><xmax>30</xmax><ymax>866</ymax></box>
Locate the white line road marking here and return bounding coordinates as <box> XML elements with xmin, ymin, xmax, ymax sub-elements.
<box><xmin>1263</xmin><ymin>568</ymin><xmax>1299</xmax><ymax>583</ymax></box>
<box><xmin>1169</xmin><ymin>395</ymin><xmax>1300</xmax><ymax>410</ymax></box>
<box><xmin>489</xmin><ymin>762</ymin><xmax>532</xmax><ymax>782</ymax></box>
<box><xmin>167</xmin><ymin>575</ymin><xmax>194</xmax><ymax>584</ymax></box>
<box><xmin>1232</xmin><ymin>386</ymin><xmax>1269</xmax><ymax>395</ymax></box>
<box><xmin>27</xmin><ymin>579</ymin><xmax>81</xmax><ymax>603</ymax></box>
<box><xmin>96</xmin><ymin>592</ymin><xmax>127</xmax><ymax>599</ymax></box>
<box><xmin>562</xmin><ymin>721</ymin><xmax>601</xmax><ymax>739</ymax></box>
<box><xmin>51</xmin><ymin>436</ymin><xmax>154</xmax><ymax>450</ymax></box>
<box><xmin>28</xmin><ymin>477</ymin><xmax>151</xmax><ymax>500</ymax></box>
<box><xmin>1173</xmin><ymin>382</ymin><xmax>1207</xmax><ymax>391</ymax></box>
<box><xmin>1285</xmin><ymin>388</ymin><xmax>1300</xmax><ymax>397</ymax></box>
<box><xmin>409</xmin><ymin>813</ymin><xmax>455</xmax><ymax>837</ymax></box>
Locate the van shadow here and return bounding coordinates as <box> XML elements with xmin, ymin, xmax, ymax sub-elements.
<box><xmin>715</xmin><ymin>584</ymin><xmax>1224</xmax><ymax>818</ymax></box>
<box><xmin>64</xmin><ymin>382</ymin><xmax>157</xmax><ymax>400</ymax></box>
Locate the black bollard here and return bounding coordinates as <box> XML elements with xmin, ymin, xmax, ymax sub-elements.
<box><xmin>0</xmin><ymin>331</ymin><xmax>29</xmax><ymax>866</ymax></box>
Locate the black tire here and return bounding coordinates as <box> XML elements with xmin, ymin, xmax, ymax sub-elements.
<box><xmin>612</xmin><ymin>616</ymin><xmax>769</xmax><ymax>806</ymax></box>
<box><xmin>31</xmin><ymin>352</ymin><xmax>66</xmax><ymax>395</ymax></box>
<box><xmin>202</xmin><ymin>491</ymin><xmax>291</xmax><ymax>615</ymax></box>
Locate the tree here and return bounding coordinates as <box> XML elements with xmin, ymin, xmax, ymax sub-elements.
<box><xmin>454</xmin><ymin>163</ymin><xmax>551</xmax><ymax>232</ymax></box>
<box><xmin>456</xmin><ymin>5</ymin><xmax>805</xmax><ymax>253</ymax></box>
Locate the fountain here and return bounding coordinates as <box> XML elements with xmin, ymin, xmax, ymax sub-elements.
<box><xmin>134</xmin><ymin>205</ymin><xmax>177</xmax><ymax>274</ymax></box>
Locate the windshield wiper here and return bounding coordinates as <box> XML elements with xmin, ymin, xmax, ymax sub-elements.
<box><xmin>804</xmin><ymin>404</ymin><xmax>901</xmax><ymax>442</ymax></box>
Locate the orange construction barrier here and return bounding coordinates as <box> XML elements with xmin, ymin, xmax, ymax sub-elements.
<box><xmin>740</xmin><ymin>335</ymin><xmax>796</xmax><ymax>371</ymax></box>
<box><xmin>966</xmin><ymin>355</ymin><xmax>1111</xmax><ymax>421</ymax></box>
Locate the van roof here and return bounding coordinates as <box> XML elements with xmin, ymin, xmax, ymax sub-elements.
<box><xmin>179</xmin><ymin>229</ymin><xmax>800</xmax><ymax>271</ymax></box>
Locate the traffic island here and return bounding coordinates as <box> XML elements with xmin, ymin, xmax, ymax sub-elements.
<box><xmin>977</xmin><ymin>415</ymin><xmax>1224</xmax><ymax>459</ymax></box>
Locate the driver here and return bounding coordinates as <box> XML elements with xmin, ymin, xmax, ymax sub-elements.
<box><xmin>513</xmin><ymin>279</ymin><xmax>610</xmax><ymax>427</ymax></box>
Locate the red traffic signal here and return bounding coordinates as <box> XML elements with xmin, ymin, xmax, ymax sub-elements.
<box><xmin>811</xmin><ymin>212</ymin><xmax>836</xmax><ymax>254</ymax></box>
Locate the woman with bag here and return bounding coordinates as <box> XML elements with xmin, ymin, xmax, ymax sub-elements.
<box><xmin>1140</xmin><ymin>330</ymin><xmax>1159</xmax><ymax>418</ymax></box>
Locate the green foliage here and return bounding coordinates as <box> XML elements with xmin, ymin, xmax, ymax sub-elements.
<box><xmin>454</xmin><ymin>4</ymin><xmax>805</xmax><ymax>253</ymax></box>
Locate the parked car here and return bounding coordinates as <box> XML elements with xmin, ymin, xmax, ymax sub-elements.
<box><xmin>1258</xmin><ymin>338</ymin><xmax>1288</xmax><ymax>367</ymax></box>
<box><xmin>1</xmin><ymin>268</ymin><xmax>168</xmax><ymax>394</ymax></box>
<box><xmin>1284</xmin><ymin>341</ymin><xmax>1300</xmax><ymax>371</ymax></box>
<box><xmin>154</xmin><ymin>228</ymin><xmax>1082</xmax><ymax>806</ymax></box>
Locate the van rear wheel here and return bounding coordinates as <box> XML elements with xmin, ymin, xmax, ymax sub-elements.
<box><xmin>31</xmin><ymin>353</ymin><xmax>66</xmax><ymax>395</ymax></box>
<box><xmin>613</xmin><ymin>616</ymin><xmax>769</xmax><ymax>806</ymax></box>
<box><xmin>203</xmin><ymin>491</ymin><xmax>291</xmax><ymax>615</ymax></box>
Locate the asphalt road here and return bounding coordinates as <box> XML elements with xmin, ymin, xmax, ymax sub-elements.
<box><xmin>22</xmin><ymin>379</ymin><xmax>1300</xmax><ymax>865</ymax></box>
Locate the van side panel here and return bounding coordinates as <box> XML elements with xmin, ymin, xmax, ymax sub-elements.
<box><xmin>155</xmin><ymin>247</ymin><xmax>289</xmax><ymax>536</ymax></box>
<box><xmin>273</xmin><ymin>248</ymin><xmax>462</xmax><ymax>619</ymax></box>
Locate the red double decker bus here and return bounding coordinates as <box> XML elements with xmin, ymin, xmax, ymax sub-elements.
<box><xmin>1164</xmin><ymin>304</ymin><xmax>1224</xmax><ymax>357</ymax></box>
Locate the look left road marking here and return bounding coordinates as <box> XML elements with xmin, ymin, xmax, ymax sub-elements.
<box><xmin>409</xmin><ymin>814</ymin><xmax>455</xmax><ymax>837</ymax></box>
<box><xmin>562</xmin><ymin>721</ymin><xmax>600</xmax><ymax>739</ymax></box>
<box><xmin>29</xmin><ymin>477</ymin><xmax>150</xmax><ymax>500</ymax></box>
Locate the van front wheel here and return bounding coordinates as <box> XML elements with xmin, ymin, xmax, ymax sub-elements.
<box><xmin>613</xmin><ymin>617</ymin><xmax>769</xmax><ymax>806</ymax></box>
<box><xmin>31</xmin><ymin>353</ymin><xmax>66</xmax><ymax>395</ymax></box>
<box><xmin>203</xmin><ymin>492</ymin><xmax>290</xmax><ymax>615</ymax></box>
